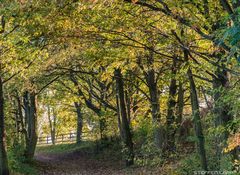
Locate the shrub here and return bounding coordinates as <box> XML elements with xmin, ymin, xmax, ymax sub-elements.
<box><xmin>8</xmin><ymin>144</ymin><xmax>38</xmax><ymax>175</ymax></box>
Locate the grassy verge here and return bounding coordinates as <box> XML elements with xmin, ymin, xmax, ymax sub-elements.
<box><xmin>36</xmin><ymin>141</ymin><xmax>95</xmax><ymax>154</ymax></box>
<box><xmin>8</xmin><ymin>145</ymin><xmax>39</xmax><ymax>175</ymax></box>
<box><xmin>10</xmin><ymin>162</ymin><xmax>39</xmax><ymax>175</ymax></box>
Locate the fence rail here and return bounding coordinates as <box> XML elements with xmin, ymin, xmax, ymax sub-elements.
<box><xmin>37</xmin><ymin>132</ymin><xmax>85</xmax><ymax>145</ymax></box>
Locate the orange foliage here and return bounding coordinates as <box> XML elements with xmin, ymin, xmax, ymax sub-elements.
<box><xmin>225</xmin><ymin>133</ymin><xmax>240</xmax><ymax>153</ymax></box>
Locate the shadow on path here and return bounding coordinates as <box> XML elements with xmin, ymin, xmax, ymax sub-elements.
<box><xmin>35</xmin><ymin>148</ymin><xmax>125</xmax><ymax>175</ymax></box>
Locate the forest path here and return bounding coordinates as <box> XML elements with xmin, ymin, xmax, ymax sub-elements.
<box><xmin>34</xmin><ymin>142</ymin><xmax>179</xmax><ymax>175</ymax></box>
<box><xmin>35</xmin><ymin>145</ymin><xmax>126</xmax><ymax>175</ymax></box>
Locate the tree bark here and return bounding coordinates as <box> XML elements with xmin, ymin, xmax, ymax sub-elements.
<box><xmin>139</xmin><ymin>49</ymin><xmax>165</xmax><ymax>150</ymax></box>
<box><xmin>124</xmin><ymin>90</ymin><xmax>131</xmax><ymax>123</ymax></box>
<box><xmin>0</xmin><ymin>76</ymin><xmax>9</xmax><ymax>175</ymax></box>
<box><xmin>187</xmin><ymin>67</ymin><xmax>208</xmax><ymax>171</ymax></box>
<box><xmin>69</xmin><ymin>73</ymin><xmax>106</xmax><ymax>140</ymax></box>
<box><xmin>23</xmin><ymin>91</ymin><xmax>38</xmax><ymax>161</ymax></box>
<box><xmin>114</xmin><ymin>69</ymin><xmax>134</xmax><ymax>166</ymax></box>
<box><xmin>74</xmin><ymin>102</ymin><xmax>83</xmax><ymax>144</ymax></box>
<box><xmin>147</xmin><ymin>69</ymin><xmax>164</xmax><ymax>149</ymax></box>
<box><xmin>51</xmin><ymin>108</ymin><xmax>56</xmax><ymax>145</ymax></box>
<box><xmin>176</xmin><ymin>81</ymin><xmax>185</xmax><ymax>141</ymax></box>
<box><xmin>176</xmin><ymin>82</ymin><xmax>184</xmax><ymax>128</ymax></box>
<box><xmin>15</xmin><ymin>92</ymin><xmax>27</xmax><ymax>144</ymax></box>
<box><xmin>166</xmin><ymin>58</ymin><xmax>177</xmax><ymax>151</ymax></box>
<box><xmin>12</xmin><ymin>98</ymin><xmax>20</xmax><ymax>144</ymax></box>
<box><xmin>47</xmin><ymin>106</ymin><xmax>56</xmax><ymax>145</ymax></box>
<box><xmin>116</xmin><ymin>88</ymin><xmax>123</xmax><ymax>138</ymax></box>
<box><xmin>212</xmin><ymin>66</ymin><xmax>232</xmax><ymax>169</ymax></box>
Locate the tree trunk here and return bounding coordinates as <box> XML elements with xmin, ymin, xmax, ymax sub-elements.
<box><xmin>147</xmin><ymin>69</ymin><xmax>164</xmax><ymax>149</ymax></box>
<box><xmin>176</xmin><ymin>82</ymin><xmax>184</xmax><ymax>128</ymax></box>
<box><xmin>69</xmin><ymin>73</ymin><xmax>106</xmax><ymax>140</ymax></box>
<box><xmin>12</xmin><ymin>99</ymin><xmax>20</xmax><ymax>144</ymax></box>
<box><xmin>139</xmin><ymin>49</ymin><xmax>165</xmax><ymax>150</ymax></box>
<box><xmin>166</xmin><ymin>58</ymin><xmax>177</xmax><ymax>151</ymax></box>
<box><xmin>115</xmin><ymin>68</ymin><xmax>134</xmax><ymax>166</ymax></box>
<box><xmin>212</xmin><ymin>67</ymin><xmax>232</xmax><ymax>169</ymax></box>
<box><xmin>182</xmin><ymin>49</ymin><xmax>208</xmax><ymax>170</ymax></box>
<box><xmin>116</xmin><ymin>88</ymin><xmax>123</xmax><ymax>138</ymax></box>
<box><xmin>74</xmin><ymin>102</ymin><xmax>83</xmax><ymax>144</ymax></box>
<box><xmin>0</xmin><ymin>77</ymin><xmax>9</xmax><ymax>175</ymax></box>
<box><xmin>52</xmin><ymin>108</ymin><xmax>56</xmax><ymax>145</ymax></box>
<box><xmin>24</xmin><ymin>91</ymin><xmax>38</xmax><ymax>161</ymax></box>
<box><xmin>176</xmin><ymin>82</ymin><xmax>184</xmax><ymax>141</ymax></box>
<box><xmin>124</xmin><ymin>90</ymin><xmax>131</xmax><ymax>123</ymax></box>
<box><xmin>187</xmin><ymin>68</ymin><xmax>208</xmax><ymax>170</ymax></box>
<box><xmin>98</xmin><ymin>114</ymin><xmax>106</xmax><ymax>140</ymax></box>
<box><xmin>47</xmin><ymin>105</ymin><xmax>56</xmax><ymax>145</ymax></box>
<box><xmin>15</xmin><ymin>92</ymin><xmax>27</xmax><ymax>144</ymax></box>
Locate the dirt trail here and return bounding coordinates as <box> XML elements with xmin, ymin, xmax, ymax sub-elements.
<box><xmin>35</xmin><ymin>150</ymin><xmax>126</xmax><ymax>175</ymax></box>
<box><xmin>34</xmin><ymin>144</ymin><xmax>179</xmax><ymax>175</ymax></box>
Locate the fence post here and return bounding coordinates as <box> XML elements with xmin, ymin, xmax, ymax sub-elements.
<box><xmin>36</xmin><ymin>132</ymin><xmax>81</xmax><ymax>145</ymax></box>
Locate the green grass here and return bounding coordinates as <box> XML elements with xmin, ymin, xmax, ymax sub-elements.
<box><xmin>8</xmin><ymin>144</ymin><xmax>39</xmax><ymax>175</ymax></box>
<box><xmin>36</xmin><ymin>141</ymin><xmax>95</xmax><ymax>154</ymax></box>
<box><xmin>10</xmin><ymin>162</ymin><xmax>39</xmax><ymax>175</ymax></box>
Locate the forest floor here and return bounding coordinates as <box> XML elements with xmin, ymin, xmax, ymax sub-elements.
<box><xmin>34</xmin><ymin>141</ymin><xmax>181</xmax><ymax>175</ymax></box>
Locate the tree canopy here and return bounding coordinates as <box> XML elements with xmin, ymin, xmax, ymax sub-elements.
<box><xmin>0</xmin><ymin>0</ymin><xmax>239</xmax><ymax>174</ymax></box>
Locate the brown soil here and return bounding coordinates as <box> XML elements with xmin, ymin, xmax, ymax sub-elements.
<box><xmin>35</xmin><ymin>149</ymin><xmax>128</xmax><ymax>175</ymax></box>
<box><xmin>35</xmin><ymin>147</ymin><xmax>180</xmax><ymax>175</ymax></box>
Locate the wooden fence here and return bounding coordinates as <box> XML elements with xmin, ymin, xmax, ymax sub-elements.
<box><xmin>37</xmin><ymin>132</ymin><xmax>84</xmax><ymax>145</ymax></box>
